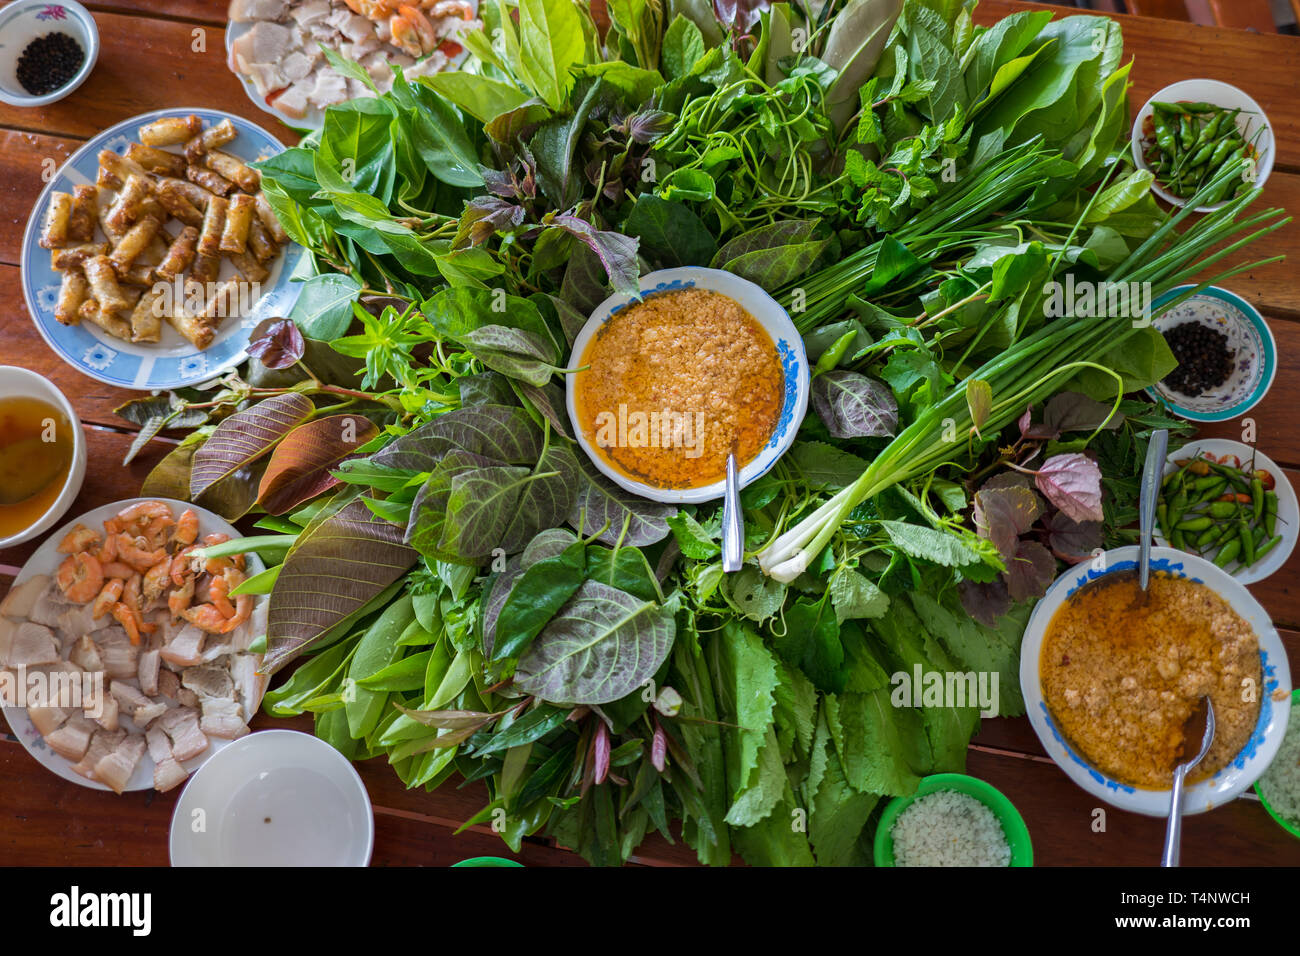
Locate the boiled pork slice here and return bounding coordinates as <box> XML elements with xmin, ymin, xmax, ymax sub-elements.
<box><xmin>157</xmin><ymin>668</ymin><xmax>180</xmax><ymax>700</ymax></box>
<box><xmin>97</xmin><ymin>627</ymin><xmax>140</xmax><ymax>679</ymax></box>
<box><xmin>110</xmin><ymin>681</ymin><xmax>167</xmax><ymax>727</ymax></box>
<box><xmin>44</xmin><ymin>715</ymin><xmax>96</xmax><ymax>761</ymax></box>
<box><xmin>138</xmin><ymin>649</ymin><xmax>160</xmax><ymax>696</ymax></box>
<box><xmin>145</xmin><ymin>726</ymin><xmax>189</xmax><ymax>792</ymax></box>
<box><xmin>177</xmin><ymin>688</ymin><xmax>201</xmax><ymax>708</ymax></box>
<box><xmin>181</xmin><ymin>664</ymin><xmax>234</xmax><ymax>700</ymax></box>
<box><xmin>269</xmin><ymin>84</ymin><xmax>310</xmax><ymax>119</ymax></box>
<box><xmin>70</xmin><ymin>728</ymin><xmax>125</xmax><ymax>780</ymax></box>
<box><xmin>91</xmin><ymin>692</ymin><xmax>119</xmax><ymax>732</ymax></box>
<box><xmin>6</xmin><ymin>622</ymin><xmax>59</xmax><ymax>667</ymax></box>
<box><xmin>229</xmin><ymin>654</ymin><xmax>268</xmax><ymax>722</ymax></box>
<box><xmin>290</xmin><ymin>0</ymin><xmax>332</xmax><ymax>27</ymax></box>
<box><xmin>161</xmin><ymin>623</ymin><xmax>205</xmax><ymax>667</ymax></box>
<box><xmin>0</xmin><ymin>575</ymin><xmax>49</xmax><ymax>618</ymax></box>
<box><xmin>199</xmin><ymin>697</ymin><xmax>249</xmax><ymax>740</ymax></box>
<box><xmin>69</xmin><ymin>634</ymin><xmax>104</xmax><ymax>673</ymax></box>
<box><xmin>94</xmin><ymin>734</ymin><xmax>147</xmax><ymax>794</ymax></box>
<box><xmin>55</xmin><ymin>602</ymin><xmax>99</xmax><ymax>642</ymax></box>
<box><xmin>158</xmin><ymin>706</ymin><xmax>208</xmax><ymax>762</ymax></box>
<box><xmin>0</xmin><ymin>617</ymin><xmax>12</xmax><ymax>663</ymax></box>
<box><xmin>27</xmin><ymin>705</ymin><xmax>68</xmax><ymax>736</ymax></box>
<box><xmin>25</xmin><ymin>582</ymin><xmax>69</xmax><ymax>628</ymax></box>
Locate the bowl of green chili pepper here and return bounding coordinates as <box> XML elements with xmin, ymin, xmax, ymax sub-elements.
<box><xmin>1131</xmin><ymin>79</ymin><xmax>1274</xmax><ymax>213</ymax></box>
<box><xmin>1154</xmin><ymin>438</ymin><xmax>1296</xmax><ymax>585</ymax></box>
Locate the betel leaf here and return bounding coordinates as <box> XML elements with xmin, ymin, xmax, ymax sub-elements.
<box><xmin>1034</xmin><ymin>452</ymin><xmax>1103</xmax><ymax>523</ymax></box>
<box><xmin>517</xmin><ymin>0</ymin><xmax>585</xmax><ymax>109</ymax></box>
<box><xmin>568</xmin><ymin>456</ymin><xmax>674</xmax><ymax>547</ymax></box>
<box><xmin>190</xmin><ymin>393</ymin><xmax>315</xmax><ymax>499</ymax></box>
<box><xmin>492</xmin><ymin>533</ymin><xmax>586</xmax><ymax>661</ymax></box>
<box><xmin>513</xmin><ymin>580</ymin><xmax>675</xmax><ymax>704</ymax></box>
<box><xmin>264</xmin><ymin>498</ymin><xmax>418</xmax><ymax>674</ymax></box>
<box><xmin>878</xmin><ymin>520</ymin><xmax>984</xmax><ymax>567</ymax></box>
<box><xmin>810</xmin><ymin>370</ymin><xmax>898</xmax><ymax>440</ymax></box>
<box><xmin>623</xmin><ymin>195</ymin><xmax>717</xmax><ymax>268</ymax></box>
<box><xmin>710</xmin><ymin>220</ymin><xmax>828</xmax><ymax>287</ymax></box>
<box><xmin>257</xmin><ymin>414</ymin><xmax>379</xmax><ymax>515</ymax></box>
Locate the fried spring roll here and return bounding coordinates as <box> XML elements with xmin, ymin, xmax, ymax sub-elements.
<box><xmin>83</xmin><ymin>255</ymin><xmax>131</xmax><ymax>313</ymax></box>
<box><xmin>120</xmin><ymin>262</ymin><xmax>156</xmax><ymax>287</ymax></box>
<box><xmin>51</xmin><ymin>242</ymin><xmax>110</xmax><ymax>270</ymax></box>
<box><xmin>105</xmin><ymin>174</ymin><xmax>152</xmax><ymax>233</ymax></box>
<box><xmin>129</xmin><ymin>286</ymin><xmax>165</xmax><ymax>343</ymax></box>
<box><xmin>55</xmin><ymin>270</ymin><xmax>89</xmax><ymax>326</ymax></box>
<box><xmin>67</xmin><ymin>185</ymin><xmax>98</xmax><ymax>243</ymax></box>
<box><xmin>253</xmin><ymin>192</ymin><xmax>289</xmax><ymax>245</ymax></box>
<box><xmin>219</xmin><ymin>193</ymin><xmax>255</xmax><ymax>255</ymax></box>
<box><xmin>204</xmin><ymin>151</ymin><xmax>259</xmax><ymax>192</ymax></box>
<box><xmin>79</xmin><ymin>298</ymin><xmax>133</xmax><ymax>341</ymax></box>
<box><xmin>197</xmin><ymin>277</ymin><xmax>245</xmax><ymax>323</ymax></box>
<box><xmin>157</xmin><ymin>176</ymin><xmax>213</xmax><ymax>210</ymax></box>
<box><xmin>141</xmin><ymin>231</ymin><xmax>171</xmax><ymax>266</ymax></box>
<box><xmin>125</xmin><ymin>142</ymin><xmax>186</xmax><ymax>177</ymax></box>
<box><xmin>197</xmin><ymin>195</ymin><xmax>227</xmax><ymax>258</ymax></box>
<box><xmin>39</xmin><ymin>193</ymin><xmax>73</xmax><ymax>249</ymax></box>
<box><xmin>108</xmin><ymin>215</ymin><xmax>162</xmax><ymax>274</ymax></box>
<box><xmin>166</xmin><ymin>304</ymin><xmax>215</xmax><ymax>350</ymax></box>
<box><xmin>155</xmin><ymin>184</ymin><xmax>204</xmax><ymax>226</ymax></box>
<box><xmin>186</xmin><ymin>164</ymin><xmax>233</xmax><ymax>197</ymax></box>
<box><xmin>230</xmin><ymin>250</ymin><xmax>269</xmax><ymax>283</ymax></box>
<box><xmin>96</xmin><ymin>150</ymin><xmax>148</xmax><ymax>190</ymax></box>
<box><xmin>157</xmin><ymin>226</ymin><xmax>199</xmax><ymax>280</ymax></box>
<box><xmin>246</xmin><ymin>217</ymin><xmax>278</xmax><ymax>263</ymax></box>
<box><xmin>138</xmin><ymin>115</ymin><xmax>202</xmax><ymax>147</ymax></box>
<box><xmin>183</xmin><ymin>118</ymin><xmax>238</xmax><ymax>163</ymax></box>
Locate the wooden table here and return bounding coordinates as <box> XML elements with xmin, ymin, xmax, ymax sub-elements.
<box><xmin>1</xmin><ymin>0</ymin><xmax>1298</xmax><ymax>867</ymax></box>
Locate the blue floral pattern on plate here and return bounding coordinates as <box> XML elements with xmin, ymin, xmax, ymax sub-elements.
<box><xmin>21</xmin><ymin>108</ymin><xmax>306</xmax><ymax>391</ymax></box>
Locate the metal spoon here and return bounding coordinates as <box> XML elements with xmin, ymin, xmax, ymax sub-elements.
<box><xmin>1161</xmin><ymin>695</ymin><xmax>1215</xmax><ymax>867</ymax></box>
<box><xmin>722</xmin><ymin>451</ymin><xmax>743</xmax><ymax>572</ymax></box>
<box><xmin>1138</xmin><ymin>428</ymin><xmax>1170</xmax><ymax>592</ymax></box>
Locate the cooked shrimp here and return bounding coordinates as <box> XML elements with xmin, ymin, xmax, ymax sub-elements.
<box><xmin>426</xmin><ymin>0</ymin><xmax>474</xmax><ymax>18</ymax></box>
<box><xmin>123</xmin><ymin>573</ymin><xmax>143</xmax><ymax>615</ymax></box>
<box><xmin>91</xmin><ymin>578</ymin><xmax>124</xmax><ymax>619</ymax></box>
<box><xmin>111</xmin><ymin>602</ymin><xmax>143</xmax><ymax>646</ymax></box>
<box><xmin>168</xmin><ymin>576</ymin><xmax>195</xmax><ymax>620</ymax></box>
<box><xmin>202</xmin><ymin>532</ymin><xmax>230</xmax><ymax>547</ymax></box>
<box><xmin>116</xmin><ymin>500</ymin><xmax>173</xmax><ymax>530</ymax></box>
<box><xmin>117</xmin><ymin>534</ymin><xmax>168</xmax><ymax>573</ymax></box>
<box><xmin>183</xmin><ymin>592</ymin><xmax>251</xmax><ymax>634</ymax></box>
<box><xmin>170</xmin><ymin>545</ymin><xmax>196</xmax><ymax>586</ymax></box>
<box><xmin>56</xmin><ymin>553</ymin><xmax>103</xmax><ymax>603</ymax></box>
<box><xmin>390</xmin><ymin>7</ymin><xmax>435</xmax><ymax>55</ymax></box>
<box><xmin>96</xmin><ymin>530</ymin><xmax>119</xmax><ymax>563</ymax></box>
<box><xmin>142</xmin><ymin>514</ymin><xmax>175</xmax><ymax>550</ymax></box>
<box><xmin>173</xmin><ymin>508</ymin><xmax>199</xmax><ymax>547</ymax></box>
<box><xmin>210</xmin><ymin>574</ymin><xmax>236</xmax><ymax>619</ymax></box>
<box><xmin>57</xmin><ymin>524</ymin><xmax>101</xmax><ymax>554</ymax></box>
<box><xmin>101</xmin><ymin>561</ymin><xmax>136</xmax><ymax>581</ymax></box>
<box><xmin>345</xmin><ymin>0</ymin><xmax>398</xmax><ymax>16</ymax></box>
<box><xmin>143</xmin><ymin>559</ymin><xmax>172</xmax><ymax>602</ymax></box>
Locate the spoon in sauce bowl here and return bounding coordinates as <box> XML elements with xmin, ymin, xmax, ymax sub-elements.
<box><xmin>722</xmin><ymin>450</ymin><xmax>743</xmax><ymax>572</ymax></box>
<box><xmin>1161</xmin><ymin>694</ymin><xmax>1215</xmax><ymax>867</ymax></box>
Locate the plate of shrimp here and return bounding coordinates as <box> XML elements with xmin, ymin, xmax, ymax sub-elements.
<box><xmin>0</xmin><ymin>498</ymin><xmax>268</xmax><ymax>794</ymax></box>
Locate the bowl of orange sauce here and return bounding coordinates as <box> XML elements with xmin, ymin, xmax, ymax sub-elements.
<box><xmin>0</xmin><ymin>366</ymin><xmax>85</xmax><ymax>549</ymax></box>
<box><xmin>566</xmin><ymin>268</ymin><xmax>808</xmax><ymax>504</ymax></box>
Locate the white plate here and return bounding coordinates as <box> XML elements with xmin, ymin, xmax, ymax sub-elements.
<box><xmin>1155</xmin><ymin>438</ymin><xmax>1296</xmax><ymax>584</ymax></box>
<box><xmin>170</xmin><ymin>729</ymin><xmax>373</xmax><ymax>866</ymax></box>
<box><xmin>1131</xmin><ymin>79</ymin><xmax>1275</xmax><ymax>213</ymax></box>
<box><xmin>2</xmin><ymin>497</ymin><xmax>265</xmax><ymax>793</ymax></box>
<box><xmin>20</xmin><ymin>107</ymin><xmax>306</xmax><ymax>391</ymax></box>
<box><xmin>1021</xmin><ymin>546</ymin><xmax>1291</xmax><ymax>817</ymax></box>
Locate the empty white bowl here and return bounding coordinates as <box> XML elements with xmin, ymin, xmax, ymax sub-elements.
<box><xmin>170</xmin><ymin>730</ymin><xmax>374</xmax><ymax>867</ymax></box>
<box><xmin>0</xmin><ymin>366</ymin><xmax>86</xmax><ymax>550</ymax></box>
<box><xmin>0</xmin><ymin>0</ymin><xmax>99</xmax><ymax>107</ymax></box>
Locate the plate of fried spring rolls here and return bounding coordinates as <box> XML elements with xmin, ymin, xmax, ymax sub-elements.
<box><xmin>21</xmin><ymin>108</ymin><xmax>306</xmax><ymax>390</ymax></box>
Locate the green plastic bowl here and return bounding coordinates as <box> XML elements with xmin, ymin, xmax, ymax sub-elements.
<box><xmin>1255</xmin><ymin>689</ymin><xmax>1300</xmax><ymax>841</ymax></box>
<box><xmin>450</xmin><ymin>856</ymin><xmax>524</xmax><ymax>867</ymax></box>
<box><xmin>874</xmin><ymin>773</ymin><xmax>1034</xmax><ymax>867</ymax></box>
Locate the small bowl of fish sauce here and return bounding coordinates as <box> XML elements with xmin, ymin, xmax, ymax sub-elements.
<box><xmin>0</xmin><ymin>366</ymin><xmax>85</xmax><ymax>549</ymax></box>
<box><xmin>566</xmin><ymin>268</ymin><xmax>809</xmax><ymax>504</ymax></box>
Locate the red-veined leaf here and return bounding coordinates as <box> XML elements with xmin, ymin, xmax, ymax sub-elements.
<box><xmin>257</xmin><ymin>414</ymin><xmax>380</xmax><ymax>515</ymax></box>
<box><xmin>1035</xmin><ymin>453</ymin><xmax>1104</xmax><ymax>523</ymax></box>
<box><xmin>190</xmin><ymin>393</ymin><xmax>315</xmax><ymax>498</ymax></box>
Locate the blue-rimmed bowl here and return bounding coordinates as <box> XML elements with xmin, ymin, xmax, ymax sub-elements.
<box><xmin>1144</xmin><ymin>285</ymin><xmax>1275</xmax><ymax>422</ymax></box>
<box><xmin>20</xmin><ymin>107</ymin><xmax>305</xmax><ymax>391</ymax></box>
<box><xmin>565</xmin><ymin>267</ymin><xmax>809</xmax><ymax>505</ymax></box>
<box><xmin>0</xmin><ymin>0</ymin><xmax>98</xmax><ymax>107</ymax></box>
<box><xmin>1020</xmin><ymin>546</ymin><xmax>1291</xmax><ymax>817</ymax></box>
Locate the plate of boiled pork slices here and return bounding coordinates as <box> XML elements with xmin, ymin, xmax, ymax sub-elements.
<box><xmin>0</xmin><ymin>498</ymin><xmax>268</xmax><ymax>794</ymax></box>
<box><xmin>226</xmin><ymin>0</ymin><xmax>479</xmax><ymax>131</ymax></box>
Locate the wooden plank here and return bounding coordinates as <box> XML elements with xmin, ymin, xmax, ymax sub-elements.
<box><xmin>84</xmin><ymin>0</ymin><xmax>231</xmax><ymax>25</ymax></box>
<box><xmin>0</xmin><ymin>12</ymin><xmax>299</xmax><ymax>145</ymax></box>
<box><xmin>964</xmin><ymin>747</ymin><xmax>1300</xmax><ymax>865</ymax></box>
<box><xmin>0</xmin><ymin>131</ymin><xmax>79</xmax><ymax>268</ymax></box>
<box><xmin>975</xmin><ymin>1</ymin><xmax>1300</xmax><ymax>172</ymax></box>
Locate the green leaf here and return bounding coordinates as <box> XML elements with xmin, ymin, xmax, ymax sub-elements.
<box><xmin>776</xmin><ymin>597</ymin><xmax>847</xmax><ymax>694</ymax></box>
<box><xmin>820</xmin><ymin>0</ymin><xmax>904</xmax><ymax>130</ymax></box>
<box><xmin>724</xmin><ymin>724</ymin><xmax>786</xmax><ymax>826</ymax></box>
<box><xmin>417</xmin><ymin>72</ymin><xmax>531</xmax><ymax>124</ymax></box>
<box><xmin>473</xmin><ymin>705</ymin><xmax>567</xmax><ymax>756</ymax></box>
<box><xmin>517</xmin><ymin>0</ymin><xmax>585</xmax><ymax>109</ymax></box>
<box><xmin>828</xmin><ymin>569</ymin><xmax>890</xmax><ymax>623</ymax></box>
<box><xmin>825</xmin><ymin>690</ymin><xmax>928</xmax><ymax>797</ymax></box>
<box><xmin>787</xmin><ymin>441</ymin><xmax>870</xmax><ymax>492</ymax></box>
<box><xmin>966</xmin><ymin>379</ymin><xmax>992</xmax><ymax>436</ymax></box>
<box><xmin>345</xmin><ymin>595</ymin><xmax>416</xmax><ymax>738</ymax></box>
<box><xmin>289</xmin><ymin>273</ymin><xmax>363</xmax><ymax>341</ymax></box>
<box><xmin>714</xmin><ymin>620</ymin><xmax>780</xmax><ymax>798</ymax></box>
<box><xmin>568</xmin><ymin>456</ymin><xmax>674</xmax><ymax>547</ymax></box>
<box><xmin>623</xmin><ymin>195</ymin><xmax>717</xmax><ymax>268</ymax></box>
<box><xmin>666</xmin><ymin>510</ymin><xmax>719</xmax><ymax>561</ymax></box>
<box><xmin>661</xmin><ymin>14</ymin><xmax>705</xmax><ymax>80</ymax></box>
<box><xmin>722</xmin><ymin>565</ymin><xmax>785</xmax><ymax>623</ymax></box>
<box><xmin>583</xmin><ymin>545</ymin><xmax>661</xmax><ymax>603</ymax></box>
<box><xmin>190</xmin><ymin>393</ymin><xmax>315</xmax><ymax>499</ymax></box>
<box><xmin>710</xmin><ymin>220</ymin><xmax>829</xmax><ymax>289</ymax></box>
<box><xmin>514</xmin><ymin>581</ymin><xmax>675</xmax><ymax>704</ymax></box>
<box><xmin>878</xmin><ymin>520</ymin><xmax>985</xmax><ymax>567</ymax></box>
<box><xmin>807</xmin><ymin>707</ymin><xmax>878</xmax><ymax>866</ymax></box>
<box><xmin>492</xmin><ymin>536</ymin><xmax>586</xmax><ymax>661</ymax></box>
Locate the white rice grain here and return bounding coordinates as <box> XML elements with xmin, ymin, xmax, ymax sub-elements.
<box><xmin>890</xmin><ymin>789</ymin><xmax>1011</xmax><ymax>867</ymax></box>
<box><xmin>1258</xmin><ymin>711</ymin><xmax>1300</xmax><ymax>827</ymax></box>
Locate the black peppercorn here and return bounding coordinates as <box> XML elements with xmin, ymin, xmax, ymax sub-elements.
<box><xmin>1161</xmin><ymin>321</ymin><xmax>1236</xmax><ymax>397</ymax></box>
<box><xmin>15</xmin><ymin>32</ymin><xmax>85</xmax><ymax>97</ymax></box>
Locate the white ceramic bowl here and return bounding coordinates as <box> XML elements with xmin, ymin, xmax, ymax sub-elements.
<box><xmin>170</xmin><ymin>730</ymin><xmax>373</xmax><ymax>866</ymax></box>
<box><xmin>1021</xmin><ymin>546</ymin><xmax>1291</xmax><ymax>817</ymax></box>
<box><xmin>1154</xmin><ymin>438</ymin><xmax>1297</xmax><ymax>585</ymax></box>
<box><xmin>0</xmin><ymin>0</ymin><xmax>98</xmax><ymax>107</ymax></box>
<box><xmin>0</xmin><ymin>366</ymin><xmax>85</xmax><ymax>549</ymax></box>
<box><xmin>565</xmin><ymin>267</ymin><xmax>810</xmax><ymax>505</ymax></box>
<box><xmin>1131</xmin><ymin>79</ymin><xmax>1274</xmax><ymax>213</ymax></box>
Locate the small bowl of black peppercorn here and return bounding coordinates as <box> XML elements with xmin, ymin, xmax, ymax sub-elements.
<box><xmin>1145</xmin><ymin>285</ymin><xmax>1276</xmax><ymax>423</ymax></box>
<box><xmin>0</xmin><ymin>0</ymin><xmax>98</xmax><ymax>107</ymax></box>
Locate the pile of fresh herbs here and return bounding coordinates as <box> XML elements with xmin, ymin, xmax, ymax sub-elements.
<box><xmin>120</xmin><ymin>0</ymin><xmax>1286</xmax><ymax>865</ymax></box>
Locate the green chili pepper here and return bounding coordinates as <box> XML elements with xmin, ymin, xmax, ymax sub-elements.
<box><xmin>814</xmin><ymin>328</ymin><xmax>858</xmax><ymax>375</ymax></box>
<box><xmin>1207</xmin><ymin>501</ymin><xmax>1238</xmax><ymax>519</ymax></box>
<box><xmin>1171</xmin><ymin>528</ymin><xmax>1188</xmax><ymax>552</ymax></box>
<box><xmin>1239</xmin><ymin>522</ymin><xmax>1255</xmax><ymax>566</ymax></box>
<box><xmin>1251</xmin><ymin>478</ymin><xmax>1264</xmax><ymax>523</ymax></box>
<box><xmin>1255</xmin><ymin>536</ymin><xmax>1281</xmax><ymax>562</ymax></box>
<box><xmin>1214</xmin><ymin>538</ymin><xmax>1241</xmax><ymax>568</ymax></box>
<box><xmin>1176</xmin><ymin>515</ymin><xmax>1213</xmax><ymax>533</ymax></box>
<box><xmin>1176</xmin><ymin>101</ymin><xmax>1222</xmax><ymax>113</ymax></box>
<box><xmin>1179</xmin><ymin>114</ymin><xmax>1196</xmax><ymax>150</ymax></box>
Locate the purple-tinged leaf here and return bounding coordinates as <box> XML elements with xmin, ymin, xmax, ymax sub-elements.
<box><xmin>811</xmin><ymin>370</ymin><xmax>898</xmax><ymax>439</ymax></box>
<box><xmin>973</xmin><ymin>485</ymin><xmax>1044</xmax><ymax>560</ymax></box>
<box><xmin>959</xmin><ymin>577</ymin><xmax>1012</xmax><ymax>629</ymax></box>
<box><xmin>453</xmin><ymin>196</ymin><xmax>526</xmax><ymax>249</ymax></box>
<box><xmin>1042</xmin><ymin>391</ymin><xmax>1124</xmax><ymax>436</ymax></box>
<box><xmin>1035</xmin><ymin>453</ymin><xmax>1104</xmax><ymax>523</ymax></box>
<box><xmin>548</xmin><ymin>214</ymin><xmax>641</xmax><ymax>298</ymax></box>
<box><xmin>1017</xmin><ymin>404</ymin><xmax>1033</xmax><ymax>437</ymax></box>
<box><xmin>257</xmin><ymin>414</ymin><xmax>380</xmax><ymax>515</ymax></box>
<box><xmin>651</xmin><ymin>720</ymin><xmax>667</xmax><ymax>772</ymax></box>
<box><xmin>593</xmin><ymin>720</ymin><xmax>611</xmax><ymax>784</ymax></box>
<box><xmin>1045</xmin><ymin>511</ymin><xmax>1103</xmax><ymax>564</ymax></box>
<box><xmin>190</xmin><ymin>393</ymin><xmax>315</xmax><ymax>499</ymax></box>
<box><xmin>624</xmin><ymin>110</ymin><xmax>675</xmax><ymax>144</ymax></box>
<box><xmin>1004</xmin><ymin>540</ymin><xmax>1056</xmax><ymax>603</ymax></box>
<box><xmin>246</xmin><ymin>318</ymin><xmax>305</xmax><ymax>370</ymax></box>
